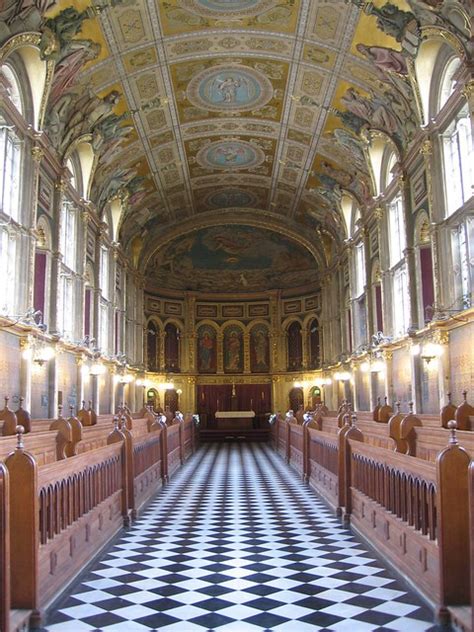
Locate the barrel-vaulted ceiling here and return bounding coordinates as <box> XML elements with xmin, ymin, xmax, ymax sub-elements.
<box><xmin>2</xmin><ymin>0</ymin><xmax>470</xmax><ymax>293</ymax></box>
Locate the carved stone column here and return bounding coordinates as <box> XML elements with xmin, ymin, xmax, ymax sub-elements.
<box><xmin>382</xmin><ymin>350</ymin><xmax>393</xmax><ymax>403</ymax></box>
<box><xmin>301</xmin><ymin>324</ymin><xmax>309</xmax><ymax>370</ymax></box>
<box><xmin>243</xmin><ymin>332</ymin><xmax>250</xmax><ymax>374</ymax></box>
<box><xmin>47</xmin><ymin>353</ymin><xmax>58</xmax><ymax>418</ymax></box>
<box><xmin>434</xmin><ymin>330</ymin><xmax>450</xmax><ymax>405</ymax></box>
<box><xmin>19</xmin><ymin>336</ymin><xmax>32</xmax><ymax>411</ymax></box>
<box><xmin>217</xmin><ymin>332</ymin><xmax>224</xmax><ymax>374</ymax></box>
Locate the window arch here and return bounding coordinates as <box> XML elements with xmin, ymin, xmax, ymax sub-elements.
<box><xmin>441</xmin><ymin>103</ymin><xmax>472</xmax><ymax>217</ymax></box>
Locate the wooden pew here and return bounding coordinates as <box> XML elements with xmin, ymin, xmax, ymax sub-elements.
<box><xmin>5</xmin><ymin>429</ymin><xmax>126</xmax><ymax>626</ymax></box>
<box><xmin>346</xmin><ymin>422</ymin><xmax>471</xmax><ymax>623</ymax></box>
<box><xmin>0</xmin><ymin>461</ymin><xmax>9</xmax><ymax>632</ymax></box>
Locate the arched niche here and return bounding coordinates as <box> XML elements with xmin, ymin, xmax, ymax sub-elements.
<box><xmin>197</xmin><ymin>323</ymin><xmax>217</xmax><ymax>374</ymax></box>
<box><xmin>164</xmin><ymin>389</ymin><xmax>178</xmax><ymax>415</ymax></box>
<box><xmin>288</xmin><ymin>387</ymin><xmax>303</xmax><ymax>413</ymax></box>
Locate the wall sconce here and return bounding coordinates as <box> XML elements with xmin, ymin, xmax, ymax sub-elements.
<box><xmin>370</xmin><ymin>360</ymin><xmax>385</xmax><ymax>373</ymax></box>
<box><xmin>176</xmin><ymin>388</ymin><xmax>183</xmax><ymax>396</ymax></box>
<box><xmin>89</xmin><ymin>362</ymin><xmax>106</xmax><ymax>376</ymax></box>
<box><xmin>158</xmin><ymin>382</ymin><xmax>175</xmax><ymax>390</ymax></box>
<box><xmin>421</xmin><ymin>342</ymin><xmax>443</xmax><ymax>365</ymax></box>
<box><xmin>334</xmin><ymin>371</ymin><xmax>351</xmax><ymax>381</ymax></box>
<box><xmin>22</xmin><ymin>341</ymin><xmax>55</xmax><ymax>366</ymax></box>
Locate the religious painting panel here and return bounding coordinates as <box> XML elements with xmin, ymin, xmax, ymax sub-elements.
<box><xmin>147</xmin><ymin>321</ymin><xmax>160</xmax><ymax>372</ymax></box>
<box><xmin>287</xmin><ymin>321</ymin><xmax>303</xmax><ymax>371</ymax></box>
<box><xmin>224</xmin><ymin>325</ymin><xmax>243</xmax><ymax>373</ymax></box>
<box><xmin>164</xmin><ymin>323</ymin><xmax>180</xmax><ymax>372</ymax></box>
<box><xmin>309</xmin><ymin>318</ymin><xmax>321</xmax><ymax>369</ymax></box>
<box><xmin>197</xmin><ymin>325</ymin><xmax>217</xmax><ymax>374</ymax></box>
<box><xmin>250</xmin><ymin>324</ymin><xmax>269</xmax><ymax>373</ymax></box>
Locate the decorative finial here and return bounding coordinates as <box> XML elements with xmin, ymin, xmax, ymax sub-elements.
<box><xmin>16</xmin><ymin>425</ymin><xmax>25</xmax><ymax>449</ymax></box>
<box><xmin>351</xmin><ymin>414</ymin><xmax>357</xmax><ymax>426</ymax></box>
<box><xmin>396</xmin><ymin>401</ymin><xmax>401</xmax><ymax>413</ymax></box>
<box><xmin>70</xmin><ymin>404</ymin><xmax>74</xmax><ymax>416</ymax></box>
<box><xmin>19</xmin><ymin>396</ymin><xmax>24</xmax><ymax>408</ymax></box>
<box><xmin>447</xmin><ymin>392</ymin><xmax>452</xmax><ymax>404</ymax></box>
<box><xmin>113</xmin><ymin>416</ymin><xmax>119</xmax><ymax>430</ymax></box>
<box><xmin>384</xmin><ymin>396</ymin><xmax>388</xmax><ymax>405</ymax></box>
<box><xmin>120</xmin><ymin>415</ymin><xmax>127</xmax><ymax>430</ymax></box>
<box><xmin>377</xmin><ymin>396</ymin><xmax>381</xmax><ymax>405</ymax></box>
<box><xmin>82</xmin><ymin>400</ymin><xmax>86</xmax><ymax>408</ymax></box>
<box><xmin>408</xmin><ymin>401</ymin><xmax>414</xmax><ymax>413</ymax></box>
<box><xmin>447</xmin><ymin>420</ymin><xmax>458</xmax><ymax>445</ymax></box>
<box><xmin>343</xmin><ymin>413</ymin><xmax>350</xmax><ymax>425</ymax></box>
<box><xmin>462</xmin><ymin>390</ymin><xmax>468</xmax><ymax>402</ymax></box>
<box><xmin>58</xmin><ymin>404</ymin><xmax>63</xmax><ymax>416</ymax></box>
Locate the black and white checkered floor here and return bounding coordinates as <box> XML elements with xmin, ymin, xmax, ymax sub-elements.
<box><xmin>44</xmin><ymin>443</ymin><xmax>439</xmax><ymax>631</ymax></box>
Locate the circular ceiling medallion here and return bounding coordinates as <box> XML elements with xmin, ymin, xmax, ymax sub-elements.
<box><xmin>186</xmin><ymin>65</ymin><xmax>273</xmax><ymax>113</ymax></box>
<box><xmin>207</xmin><ymin>188</ymin><xmax>257</xmax><ymax>208</ymax></box>
<box><xmin>197</xmin><ymin>140</ymin><xmax>265</xmax><ymax>170</ymax></box>
<box><xmin>185</xmin><ymin>0</ymin><xmax>278</xmax><ymax>18</ymax></box>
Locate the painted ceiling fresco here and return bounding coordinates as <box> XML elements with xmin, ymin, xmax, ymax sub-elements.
<box><xmin>1</xmin><ymin>0</ymin><xmax>470</xmax><ymax>292</ymax></box>
<box><xmin>146</xmin><ymin>225</ymin><xmax>319</xmax><ymax>292</ymax></box>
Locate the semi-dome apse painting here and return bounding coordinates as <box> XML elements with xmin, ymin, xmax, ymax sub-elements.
<box><xmin>147</xmin><ymin>226</ymin><xmax>318</xmax><ymax>293</ymax></box>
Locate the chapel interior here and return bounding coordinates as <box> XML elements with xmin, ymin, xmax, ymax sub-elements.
<box><xmin>0</xmin><ymin>0</ymin><xmax>473</xmax><ymax>631</ymax></box>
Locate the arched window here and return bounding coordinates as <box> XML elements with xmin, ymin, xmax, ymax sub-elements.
<box><xmin>1</xmin><ymin>64</ymin><xmax>24</xmax><ymax>114</ymax></box>
<box><xmin>164</xmin><ymin>323</ymin><xmax>180</xmax><ymax>372</ymax></box>
<box><xmin>441</xmin><ymin>104</ymin><xmax>472</xmax><ymax>217</ymax></box>
<box><xmin>147</xmin><ymin>321</ymin><xmax>160</xmax><ymax>372</ymax></box>
<box><xmin>287</xmin><ymin>321</ymin><xmax>302</xmax><ymax>371</ymax></box>
<box><xmin>438</xmin><ymin>56</ymin><xmax>461</xmax><ymax>112</ymax></box>
<box><xmin>0</xmin><ymin>117</ymin><xmax>22</xmax><ymax>223</ymax></box>
<box><xmin>309</xmin><ymin>318</ymin><xmax>321</xmax><ymax>370</ymax></box>
<box><xmin>58</xmin><ymin>197</ymin><xmax>78</xmax><ymax>340</ymax></box>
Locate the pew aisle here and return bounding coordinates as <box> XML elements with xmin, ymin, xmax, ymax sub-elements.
<box><xmin>43</xmin><ymin>443</ymin><xmax>436</xmax><ymax>631</ymax></box>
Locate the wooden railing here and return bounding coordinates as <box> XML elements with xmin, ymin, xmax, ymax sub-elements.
<box><xmin>272</xmin><ymin>410</ymin><xmax>473</xmax><ymax>628</ymax></box>
<box><xmin>0</xmin><ymin>462</ymin><xmax>9</xmax><ymax>632</ymax></box>
<box><xmin>0</xmin><ymin>408</ymin><xmax>197</xmax><ymax>629</ymax></box>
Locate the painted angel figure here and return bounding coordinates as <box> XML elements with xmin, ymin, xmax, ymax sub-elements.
<box><xmin>213</xmin><ymin>75</ymin><xmax>248</xmax><ymax>104</ymax></box>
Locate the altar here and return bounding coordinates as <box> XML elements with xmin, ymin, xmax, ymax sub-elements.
<box><xmin>215</xmin><ymin>410</ymin><xmax>255</xmax><ymax>430</ymax></box>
